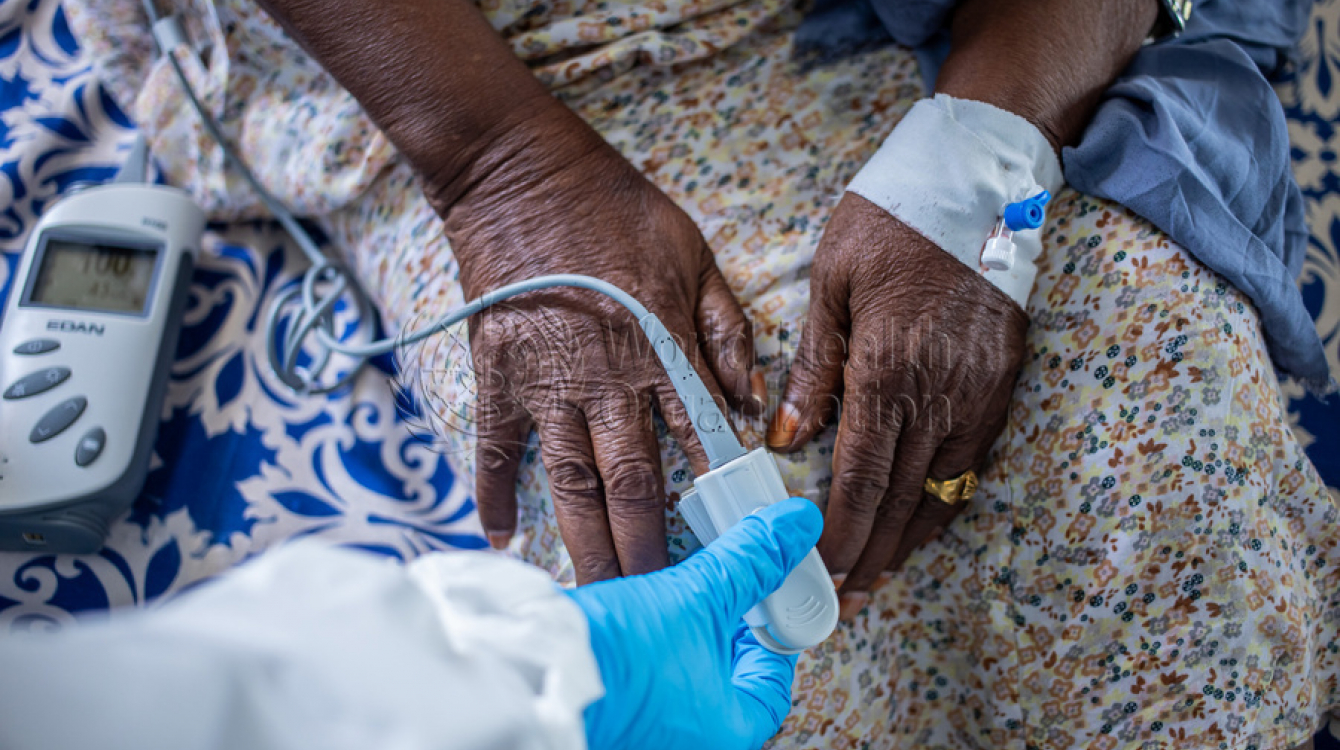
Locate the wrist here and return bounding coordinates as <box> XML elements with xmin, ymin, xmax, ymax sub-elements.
<box><xmin>934</xmin><ymin>0</ymin><xmax>1158</xmax><ymax>152</ymax></box>
<box><xmin>933</xmin><ymin>52</ymin><xmax>1070</xmax><ymax>156</ymax></box>
<box><xmin>255</xmin><ymin>0</ymin><xmax>578</xmax><ymax>220</ymax></box>
<box><xmin>420</xmin><ymin>93</ymin><xmax>597</xmax><ymax>215</ymax></box>
<box><xmin>845</xmin><ymin>94</ymin><xmax>1062</xmax><ymax>308</ymax></box>
<box><xmin>433</xmin><ymin>100</ymin><xmax>624</xmax><ymax>296</ymax></box>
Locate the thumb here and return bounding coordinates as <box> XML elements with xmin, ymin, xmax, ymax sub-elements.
<box><xmin>767</xmin><ymin>278</ymin><xmax>848</xmax><ymax>452</ymax></box>
<box><xmin>680</xmin><ymin>497</ymin><xmax>823</xmax><ymax>622</ymax></box>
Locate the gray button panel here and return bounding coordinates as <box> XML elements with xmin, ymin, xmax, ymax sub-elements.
<box><xmin>4</xmin><ymin>367</ymin><xmax>71</xmax><ymax>400</ymax></box>
<box><xmin>30</xmin><ymin>397</ymin><xmax>87</xmax><ymax>444</ymax></box>
<box><xmin>13</xmin><ymin>339</ymin><xmax>60</xmax><ymax>356</ymax></box>
<box><xmin>75</xmin><ymin>428</ymin><xmax>107</xmax><ymax>467</ymax></box>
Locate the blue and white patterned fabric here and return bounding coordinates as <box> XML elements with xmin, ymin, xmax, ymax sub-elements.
<box><xmin>1279</xmin><ymin>0</ymin><xmax>1340</xmax><ymax>499</ymax></box>
<box><xmin>0</xmin><ymin>0</ymin><xmax>484</xmax><ymax>629</ymax></box>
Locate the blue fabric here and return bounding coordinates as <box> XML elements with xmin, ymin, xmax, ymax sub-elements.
<box><xmin>1064</xmin><ymin>7</ymin><xmax>1330</xmax><ymax>391</ymax></box>
<box><xmin>797</xmin><ymin>0</ymin><xmax>1333</xmax><ymax>391</ymax></box>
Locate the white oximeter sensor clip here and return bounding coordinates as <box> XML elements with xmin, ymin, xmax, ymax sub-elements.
<box><xmin>679</xmin><ymin>448</ymin><xmax>839</xmax><ymax>654</ymax></box>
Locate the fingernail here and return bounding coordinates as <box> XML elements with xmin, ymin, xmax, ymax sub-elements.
<box><xmin>872</xmin><ymin>572</ymin><xmax>894</xmax><ymax>593</ymax></box>
<box><xmin>830</xmin><ymin>573</ymin><xmax>846</xmax><ymax>592</ymax></box>
<box><xmin>750</xmin><ymin>369</ymin><xmax>768</xmax><ymax>410</ymax></box>
<box><xmin>766</xmin><ymin>402</ymin><xmax>800</xmax><ymax>449</ymax></box>
<box><xmin>487</xmin><ymin>531</ymin><xmax>513</xmax><ymax>551</ymax></box>
<box><xmin>838</xmin><ymin>591</ymin><xmax>869</xmax><ymax>621</ymax></box>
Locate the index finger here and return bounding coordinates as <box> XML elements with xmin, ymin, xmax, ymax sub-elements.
<box><xmin>683</xmin><ymin>497</ymin><xmax>824</xmax><ymax>621</ymax></box>
<box><xmin>839</xmin><ymin>423</ymin><xmax>941</xmax><ymax>594</ymax></box>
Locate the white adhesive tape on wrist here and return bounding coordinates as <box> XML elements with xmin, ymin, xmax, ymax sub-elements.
<box><xmin>846</xmin><ymin>93</ymin><xmax>1064</xmax><ymax>307</ymax></box>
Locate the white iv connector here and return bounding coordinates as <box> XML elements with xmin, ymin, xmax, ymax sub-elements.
<box><xmin>679</xmin><ymin>448</ymin><xmax>839</xmax><ymax>654</ymax></box>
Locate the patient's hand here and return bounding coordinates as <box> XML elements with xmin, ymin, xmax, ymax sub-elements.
<box><xmin>443</xmin><ymin>100</ymin><xmax>764</xmax><ymax>585</ymax></box>
<box><xmin>766</xmin><ymin>193</ymin><xmax>1026</xmax><ymax>615</ymax></box>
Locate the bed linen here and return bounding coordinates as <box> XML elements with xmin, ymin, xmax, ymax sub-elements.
<box><xmin>1</xmin><ymin>0</ymin><xmax>1338</xmax><ymax>746</ymax></box>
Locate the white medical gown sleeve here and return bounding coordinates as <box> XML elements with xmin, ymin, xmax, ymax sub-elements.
<box><xmin>0</xmin><ymin>543</ymin><xmax>604</xmax><ymax>750</ymax></box>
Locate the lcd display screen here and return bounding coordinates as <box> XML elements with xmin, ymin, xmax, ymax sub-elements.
<box><xmin>27</xmin><ymin>238</ymin><xmax>159</xmax><ymax>315</ymax></box>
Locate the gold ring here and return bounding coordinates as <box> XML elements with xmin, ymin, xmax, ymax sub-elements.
<box><xmin>923</xmin><ymin>470</ymin><xmax>978</xmax><ymax>506</ymax></box>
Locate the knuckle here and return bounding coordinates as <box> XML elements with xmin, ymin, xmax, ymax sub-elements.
<box><xmin>586</xmin><ymin>390</ymin><xmax>649</xmax><ymax>433</ymax></box>
<box><xmin>832</xmin><ymin>469</ymin><xmax>888</xmax><ymax>518</ymax></box>
<box><xmin>794</xmin><ymin>328</ymin><xmax>848</xmax><ymax>374</ymax></box>
<box><xmin>875</xmin><ymin>493</ymin><xmax>919</xmax><ymax>524</ymax></box>
<box><xmin>704</xmin><ymin>327</ymin><xmax>753</xmax><ymax>374</ymax></box>
<box><xmin>481</xmin><ymin>306</ymin><xmax>608</xmax><ymax>388</ymax></box>
<box><xmin>601</xmin><ymin>461</ymin><xmax>661</xmax><ymax>506</ymax></box>
<box><xmin>840</xmin><ymin>388</ymin><xmax>902</xmax><ymax>436</ymax></box>
<box><xmin>476</xmin><ymin>394</ymin><xmax>524</xmax><ymax>427</ymax></box>
<box><xmin>833</xmin><ymin>428</ymin><xmax>893</xmax><ymax>472</ymax></box>
<box><xmin>477</xmin><ymin>442</ymin><xmax>518</xmax><ymax>474</ymax></box>
<box><xmin>911</xmin><ymin>393</ymin><xmax>954</xmax><ymax>436</ymax></box>
<box><xmin>656</xmin><ymin>390</ymin><xmax>693</xmax><ymax>429</ymax></box>
<box><xmin>546</xmin><ymin>456</ymin><xmax>601</xmax><ymax>495</ymax></box>
<box><xmin>834</xmin><ymin>442</ymin><xmax>890</xmax><ymax>484</ymax></box>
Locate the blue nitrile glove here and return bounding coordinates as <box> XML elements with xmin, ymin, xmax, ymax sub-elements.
<box><xmin>568</xmin><ymin>497</ymin><xmax>823</xmax><ymax>750</ymax></box>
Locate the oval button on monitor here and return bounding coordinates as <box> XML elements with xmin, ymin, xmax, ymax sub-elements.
<box><xmin>13</xmin><ymin>338</ymin><xmax>60</xmax><ymax>355</ymax></box>
<box><xmin>29</xmin><ymin>396</ymin><xmax>87</xmax><ymax>444</ymax></box>
<box><xmin>3</xmin><ymin>367</ymin><xmax>71</xmax><ymax>400</ymax></box>
<box><xmin>75</xmin><ymin>427</ymin><xmax>106</xmax><ymax>467</ymax></box>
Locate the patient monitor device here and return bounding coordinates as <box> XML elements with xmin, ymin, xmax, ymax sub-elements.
<box><xmin>0</xmin><ymin>171</ymin><xmax>204</xmax><ymax>552</ymax></box>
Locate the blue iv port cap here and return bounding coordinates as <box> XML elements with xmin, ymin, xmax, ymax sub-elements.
<box><xmin>1003</xmin><ymin>190</ymin><xmax>1051</xmax><ymax>231</ymax></box>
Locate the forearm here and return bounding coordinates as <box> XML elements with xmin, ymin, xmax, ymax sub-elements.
<box><xmin>254</xmin><ymin>0</ymin><xmax>586</xmax><ymax>211</ymax></box>
<box><xmin>935</xmin><ymin>0</ymin><xmax>1160</xmax><ymax>152</ymax></box>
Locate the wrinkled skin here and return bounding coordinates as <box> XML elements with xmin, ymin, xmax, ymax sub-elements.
<box><xmin>444</xmin><ymin>102</ymin><xmax>765</xmax><ymax>584</ymax></box>
<box><xmin>766</xmin><ymin>193</ymin><xmax>1028</xmax><ymax>615</ymax></box>
<box><xmin>257</xmin><ymin>0</ymin><xmax>1157</xmax><ymax>605</ymax></box>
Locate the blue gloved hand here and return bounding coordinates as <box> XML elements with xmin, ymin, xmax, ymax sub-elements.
<box><xmin>568</xmin><ymin>497</ymin><xmax>823</xmax><ymax>750</ymax></box>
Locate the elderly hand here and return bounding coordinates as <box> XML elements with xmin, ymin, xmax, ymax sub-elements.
<box><xmin>766</xmin><ymin>193</ymin><xmax>1027</xmax><ymax>615</ymax></box>
<box><xmin>443</xmin><ymin>100</ymin><xmax>764</xmax><ymax>584</ymax></box>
